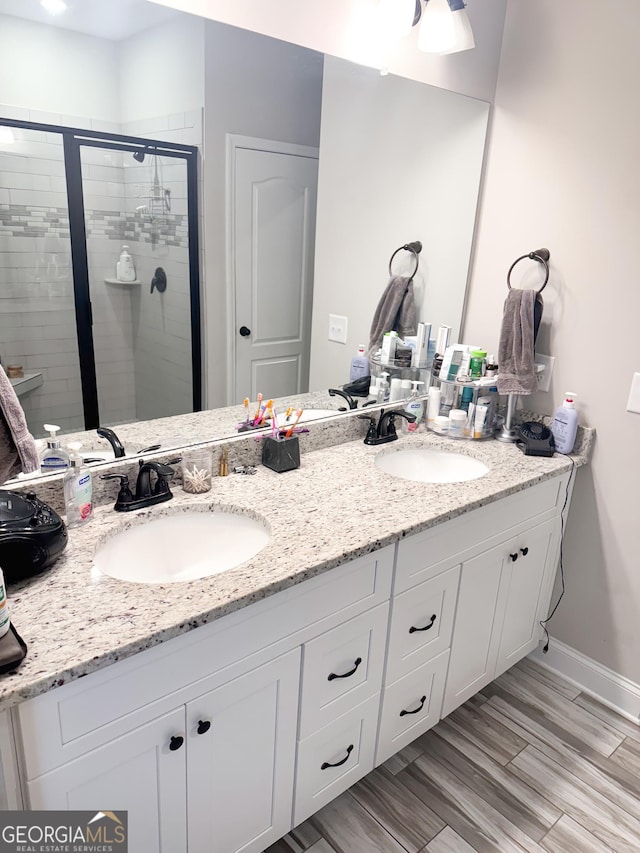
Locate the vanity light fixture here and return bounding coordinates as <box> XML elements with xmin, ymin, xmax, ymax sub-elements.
<box><xmin>385</xmin><ymin>0</ymin><xmax>475</xmax><ymax>55</ymax></box>
<box><xmin>40</xmin><ymin>0</ymin><xmax>68</xmax><ymax>16</ymax></box>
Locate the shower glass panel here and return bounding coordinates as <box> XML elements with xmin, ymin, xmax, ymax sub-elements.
<box><xmin>0</xmin><ymin>123</ymin><xmax>84</xmax><ymax>438</ymax></box>
<box><xmin>79</xmin><ymin>145</ymin><xmax>195</xmax><ymax>426</ymax></box>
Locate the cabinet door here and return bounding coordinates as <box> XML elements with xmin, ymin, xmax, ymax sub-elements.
<box><xmin>27</xmin><ymin>707</ymin><xmax>187</xmax><ymax>853</ymax></box>
<box><xmin>186</xmin><ymin>649</ymin><xmax>300</xmax><ymax>853</ymax></box>
<box><xmin>495</xmin><ymin>518</ymin><xmax>560</xmax><ymax>677</ymax></box>
<box><xmin>441</xmin><ymin>543</ymin><xmax>508</xmax><ymax>717</ymax></box>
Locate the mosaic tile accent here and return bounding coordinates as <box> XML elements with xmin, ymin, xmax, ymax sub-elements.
<box><xmin>0</xmin><ymin>204</ymin><xmax>188</xmax><ymax>249</ymax></box>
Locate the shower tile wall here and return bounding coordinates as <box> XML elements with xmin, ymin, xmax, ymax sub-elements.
<box><xmin>0</xmin><ymin>124</ymin><xmax>84</xmax><ymax>437</ymax></box>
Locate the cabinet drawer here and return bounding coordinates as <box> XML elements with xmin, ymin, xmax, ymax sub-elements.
<box><xmin>299</xmin><ymin>604</ymin><xmax>388</xmax><ymax>738</ymax></box>
<box><xmin>395</xmin><ymin>475</ymin><xmax>565</xmax><ymax>593</ymax></box>
<box><xmin>293</xmin><ymin>695</ymin><xmax>378</xmax><ymax>827</ymax></box>
<box><xmin>386</xmin><ymin>566</ymin><xmax>459</xmax><ymax>684</ymax></box>
<box><xmin>375</xmin><ymin>650</ymin><xmax>449</xmax><ymax>767</ymax></box>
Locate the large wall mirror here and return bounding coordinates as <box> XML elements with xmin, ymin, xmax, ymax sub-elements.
<box><xmin>0</xmin><ymin>0</ymin><xmax>489</xmax><ymax>481</ymax></box>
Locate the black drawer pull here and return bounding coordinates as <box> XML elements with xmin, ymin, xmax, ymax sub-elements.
<box><xmin>328</xmin><ymin>657</ymin><xmax>362</xmax><ymax>681</ymax></box>
<box><xmin>520</xmin><ymin>547</ymin><xmax>529</xmax><ymax>556</ymax></box>
<box><xmin>169</xmin><ymin>735</ymin><xmax>184</xmax><ymax>751</ymax></box>
<box><xmin>321</xmin><ymin>744</ymin><xmax>354</xmax><ymax>770</ymax></box>
<box><xmin>509</xmin><ymin>552</ymin><xmax>519</xmax><ymax>562</ymax></box>
<box><xmin>409</xmin><ymin>614</ymin><xmax>437</xmax><ymax>634</ymax></box>
<box><xmin>400</xmin><ymin>695</ymin><xmax>427</xmax><ymax>717</ymax></box>
<box><xmin>197</xmin><ymin>720</ymin><xmax>211</xmax><ymax>735</ymax></box>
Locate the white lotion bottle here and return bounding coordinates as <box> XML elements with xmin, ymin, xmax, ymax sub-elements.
<box><xmin>551</xmin><ymin>392</ymin><xmax>579</xmax><ymax>454</ymax></box>
<box><xmin>116</xmin><ymin>245</ymin><xmax>136</xmax><ymax>282</ymax></box>
<box><xmin>349</xmin><ymin>345</ymin><xmax>369</xmax><ymax>381</ymax></box>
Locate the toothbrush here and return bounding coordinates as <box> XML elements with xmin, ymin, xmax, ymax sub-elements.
<box><xmin>258</xmin><ymin>400</ymin><xmax>273</xmax><ymax>426</ymax></box>
<box><xmin>243</xmin><ymin>397</ymin><xmax>250</xmax><ymax>424</ymax></box>
<box><xmin>271</xmin><ymin>407</ymin><xmax>279</xmax><ymax>438</ymax></box>
<box><xmin>253</xmin><ymin>392</ymin><xmax>263</xmax><ymax>425</ymax></box>
<box><xmin>285</xmin><ymin>409</ymin><xmax>303</xmax><ymax>438</ymax></box>
<box><xmin>285</xmin><ymin>406</ymin><xmax>293</xmax><ymax>422</ymax></box>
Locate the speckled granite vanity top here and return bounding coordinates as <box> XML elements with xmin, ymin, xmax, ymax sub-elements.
<box><xmin>0</xmin><ymin>431</ymin><xmax>592</xmax><ymax>709</ymax></box>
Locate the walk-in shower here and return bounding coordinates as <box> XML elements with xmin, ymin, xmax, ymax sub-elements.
<box><xmin>0</xmin><ymin>119</ymin><xmax>201</xmax><ymax>438</ymax></box>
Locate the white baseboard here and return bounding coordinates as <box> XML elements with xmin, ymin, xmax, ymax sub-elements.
<box><xmin>529</xmin><ymin>639</ymin><xmax>640</xmax><ymax>725</ymax></box>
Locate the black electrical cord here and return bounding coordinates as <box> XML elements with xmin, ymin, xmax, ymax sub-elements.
<box><xmin>540</xmin><ymin>456</ymin><xmax>576</xmax><ymax>652</ymax></box>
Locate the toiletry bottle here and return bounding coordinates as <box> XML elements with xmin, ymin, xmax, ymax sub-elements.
<box><xmin>377</xmin><ymin>371</ymin><xmax>390</xmax><ymax>403</ymax></box>
<box><xmin>40</xmin><ymin>424</ymin><xmax>70</xmax><ymax>473</ymax></box>
<box><xmin>116</xmin><ymin>245</ymin><xmax>136</xmax><ymax>282</ymax></box>
<box><xmin>485</xmin><ymin>355</ymin><xmax>498</xmax><ymax>378</ymax></box>
<box><xmin>551</xmin><ymin>392</ymin><xmax>579</xmax><ymax>454</ymax></box>
<box><xmin>470</xmin><ymin>349</ymin><xmax>487</xmax><ymax>378</ymax></box>
<box><xmin>0</xmin><ymin>569</ymin><xmax>9</xmax><ymax>639</ymax></box>
<box><xmin>404</xmin><ymin>381</ymin><xmax>425</xmax><ymax>431</ymax></box>
<box><xmin>427</xmin><ymin>386</ymin><xmax>441</xmax><ymax>425</ymax></box>
<box><xmin>349</xmin><ymin>345</ymin><xmax>370</xmax><ymax>382</ymax></box>
<box><xmin>63</xmin><ymin>442</ymin><xmax>93</xmax><ymax>527</ymax></box>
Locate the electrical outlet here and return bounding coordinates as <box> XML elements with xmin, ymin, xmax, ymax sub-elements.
<box><xmin>534</xmin><ymin>353</ymin><xmax>555</xmax><ymax>393</ymax></box>
<box><xmin>328</xmin><ymin>314</ymin><xmax>348</xmax><ymax>344</ymax></box>
<box><xmin>626</xmin><ymin>372</ymin><xmax>640</xmax><ymax>414</ymax></box>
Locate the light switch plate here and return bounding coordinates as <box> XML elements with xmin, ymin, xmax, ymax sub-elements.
<box><xmin>328</xmin><ymin>314</ymin><xmax>348</xmax><ymax>344</ymax></box>
<box><xmin>534</xmin><ymin>353</ymin><xmax>555</xmax><ymax>393</ymax></box>
<box><xmin>626</xmin><ymin>372</ymin><xmax>640</xmax><ymax>414</ymax></box>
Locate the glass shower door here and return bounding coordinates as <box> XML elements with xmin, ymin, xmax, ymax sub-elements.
<box><xmin>0</xmin><ymin>123</ymin><xmax>84</xmax><ymax>438</ymax></box>
<box><xmin>78</xmin><ymin>143</ymin><xmax>197</xmax><ymax>426</ymax></box>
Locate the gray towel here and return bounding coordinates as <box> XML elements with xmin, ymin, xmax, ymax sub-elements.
<box><xmin>497</xmin><ymin>289</ymin><xmax>537</xmax><ymax>394</ymax></box>
<box><xmin>368</xmin><ymin>275</ymin><xmax>418</xmax><ymax>355</ymax></box>
<box><xmin>0</xmin><ymin>366</ymin><xmax>40</xmax><ymax>483</ymax></box>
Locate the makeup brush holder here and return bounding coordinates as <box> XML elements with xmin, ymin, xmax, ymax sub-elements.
<box><xmin>262</xmin><ymin>435</ymin><xmax>300</xmax><ymax>473</ymax></box>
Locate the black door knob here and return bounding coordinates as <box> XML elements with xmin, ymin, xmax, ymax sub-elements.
<box><xmin>169</xmin><ymin>735</ymin><xmax>184</xmax><ymax>751</ymax></box>
<box><xmin>197</xmin><ymin>720</ymin><xmax>211</xmax><ymax>735</ymax></box>
<box><xmin>239</xmin><ymin>326</ymin><xmax>251</xmax><ymax>337</ymax></box>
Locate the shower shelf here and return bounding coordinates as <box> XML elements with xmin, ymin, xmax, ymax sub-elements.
<box><xmin>104</xmin><ymin>278</ymin><xmax>142</xmax><ymax>286</ymax></box>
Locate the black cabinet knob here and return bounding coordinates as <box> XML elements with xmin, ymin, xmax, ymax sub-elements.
<box><xmin>509</xmin><ymin>553</ymin><xmax>519</xmax><ymax>562</ymax></box>
<box><xmin>520</xmin><ymin>547</ymin><xmax>529</xmax><ymax>556</ymax></box>
<box><xmin>239</xmin><ymin>326</ymin><xmax>251</xmax><ymax>337</ymax></box>
<box><xmin>197</xmin><ymin>720</ymin><xmax>211</xmax><ymax>735</ymax></box>
<box><xmin>169</xmin><ymin>735</ymin><xmax>184</xmax><ymax>751</ymax></box>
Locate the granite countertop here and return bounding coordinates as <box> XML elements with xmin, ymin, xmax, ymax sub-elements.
<box><xmin>0</xmin><ymin>429</ymin><xmax>592</xmax><ymax>710</ymax></box>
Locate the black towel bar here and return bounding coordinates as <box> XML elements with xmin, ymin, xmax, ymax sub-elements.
<box><xmin>507</xmin><ymin>248</ymin><xmax>550</xmax><ymax>293</ymax></box>
<box><xmin>388</xmin><ymin>241</ymin><xmax>422</xmax><ymax>280</ymax></box>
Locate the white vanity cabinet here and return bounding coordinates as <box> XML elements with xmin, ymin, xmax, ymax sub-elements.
<box><xmin>8</xmin><ymin>471</ymin><xmax>572</xmax><ymax>853</ymax></box>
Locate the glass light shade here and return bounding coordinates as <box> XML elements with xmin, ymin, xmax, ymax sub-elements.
<box><xmin>439</xmin><ymin>8</ymin><xmax>475</xmax><ymax>54</ymax></box>
<box><xmin>418</xmin><ymin>0</ymin><xmax>456</xmax><ymax>53</ymax></box>
<box><xmin>40</xmin><ymin>0</ymin><xmax>68</xmax><ymax>15</ymax></box>
<box><xmin>377</xmin><ymin>0</ymin><xmax>417</xmax><ymax>37</ymax></box>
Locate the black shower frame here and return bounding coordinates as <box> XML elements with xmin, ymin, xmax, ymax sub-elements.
<box><xmin>0</xmin><ymin>117</ymin><xmax>202</xmax><ymax>429</ymax></box>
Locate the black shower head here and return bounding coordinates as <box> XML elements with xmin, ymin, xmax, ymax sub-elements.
<box><xmin>133</xmin><ymin>151</ymin><xmax>145</xmax><ymax>163</ymax></box>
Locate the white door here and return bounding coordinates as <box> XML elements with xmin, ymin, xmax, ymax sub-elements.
<box><xmin>231</xmin><ymin>141</ymin><xmax>318</xmax><ymax>403</ymax></box>
<box><xmin>186</xmin><ymin>649</ymin><xmax>300</xmax><ymax>853</ymax></box>
<box><xmin>27</xmin><ymin>708</ymin><xmax>187</xmax><ymax>853</ymax></box>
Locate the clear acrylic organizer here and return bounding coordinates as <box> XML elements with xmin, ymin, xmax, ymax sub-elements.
<box><xmin>427</xmin><ymin>376</ymin><xmax>501</xmax><ymax>440</ymax></box>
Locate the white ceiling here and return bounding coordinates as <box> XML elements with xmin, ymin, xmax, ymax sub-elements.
<box><xmin>0</xmin><ymin>0</ymin><xmax>179</xmax><ymax>41</ymax></box>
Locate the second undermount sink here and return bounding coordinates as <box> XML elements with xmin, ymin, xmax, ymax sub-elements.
<box><xmin>94</xmin><ymin>509</ymin><xmax>271</xmax><ymax>584</ymax></box>
<box><xmin>375</xmin><ymin>446</ymin><xmax>490</xmax><ymax>484</ymax></box>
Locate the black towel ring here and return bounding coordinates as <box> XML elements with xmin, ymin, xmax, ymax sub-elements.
<box><xmin>388</xmin><ymin>241</ymin><xmax>422</xmax><ymax>280</ymax></box>
<box><xmin>507</xmin><ymin>248</ymin><xmax>550</xmax><ymax>293</ymax></box>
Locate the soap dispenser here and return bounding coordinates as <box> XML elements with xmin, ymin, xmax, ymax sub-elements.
<box><xmin>404</xmin><ymin>381</ymin><xmax>425</xmax><ymax>431</ymax></box>
<box><xmin>116</xmin><ymin>245</ymin><xmax>136</xmax><ymax>282</ymax></box>
<box><xmin>40</xmin><ymin>424</ymin><xmax>70</xmax><ymax>473</ymax></box>
<box><xmin>63</xmin><ymin>442</ymin><xmax>94</xmax><ymax>527</ymax></box>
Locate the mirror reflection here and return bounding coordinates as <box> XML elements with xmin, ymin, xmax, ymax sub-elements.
<box><xmin>0</xmin><ymin>0</ymin><xmax>489</xmax><ymax>483</ymax></box>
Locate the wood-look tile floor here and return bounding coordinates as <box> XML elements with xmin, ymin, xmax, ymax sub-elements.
<box><xmin>265</xmin><ymin>658</ymin><xmax>640</xmax><ymax>852</ymax></box>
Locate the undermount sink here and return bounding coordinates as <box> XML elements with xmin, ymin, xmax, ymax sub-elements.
<box><xmin>375</xmin><ymin>446</ymin><xmax>490</xmax><ymax>484</ymax></box>
<box><xmin>94</xmin><ymin>510</ymin><xmax>271</xmax><ymax>584</ymax></box>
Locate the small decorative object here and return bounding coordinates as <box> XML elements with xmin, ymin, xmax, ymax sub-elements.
<box><xmin>151</xmin><ymin>267</ymin><xmax>167</xmax><ymax>294</ymax></box>
<box><xmin>182</xmin><ymin>449</ymin><xmax>212</xmax><ymax>493</ymax></box>
<box><xmin>261</xmin><ymin>435</ymin><xmax>300</xmax><ymax>473</ymax></box>
<box><xmin>6</xmin><ymin>365</ymin><xmax>24</xmax><ymax>379</ymax></box>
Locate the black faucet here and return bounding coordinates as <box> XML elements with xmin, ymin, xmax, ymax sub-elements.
<box><xmin>328</xmin><ymin>388</ymin><xmax>358</xmax><ymax>410</ymax></box>
<box><xmin>101</xmin><ymin>458</ymin><xmax>180</xmax><ymax>512</ymax></box>
<box><xmin>359</xmin><ymin>409</ymin><xmax>416</xmax><ymax>445</ymax></box>
<box><xmin>97</xmin><ymin>427</ymin><xmax>126</xmax><ymax>459</ymax></box>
